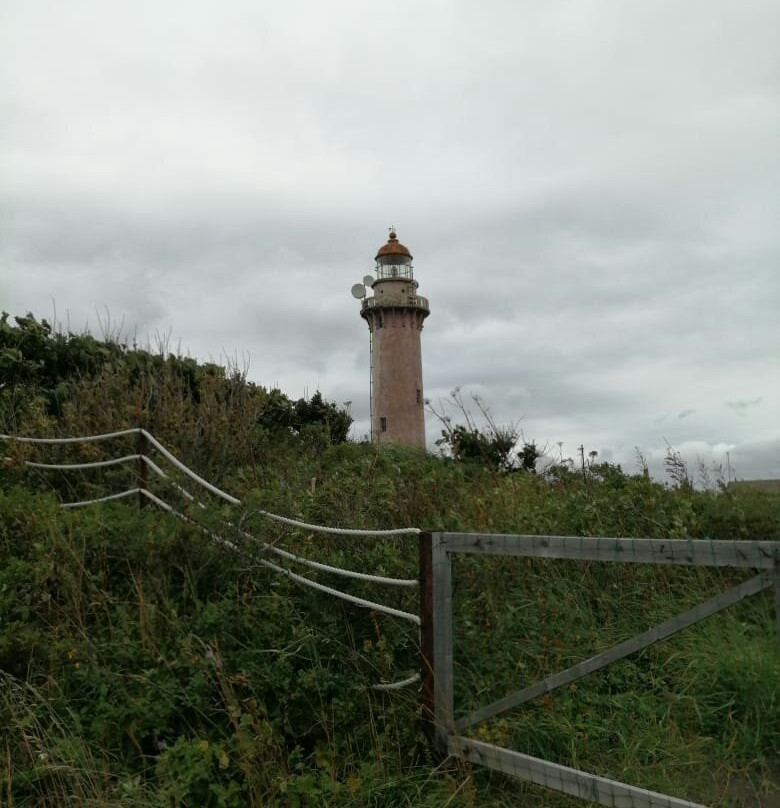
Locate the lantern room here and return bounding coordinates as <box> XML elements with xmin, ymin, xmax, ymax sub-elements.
<box><xmin>375</xmin><ymin>230</ymin><xmax>414</xmax><ymax>280</ymax></box>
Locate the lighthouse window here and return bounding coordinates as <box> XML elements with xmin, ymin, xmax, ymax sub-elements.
<box><xmin>380</xmin><ymin>417</ymin><xmax>387</xmax><ymax>432</ymax></box>
<box><xmin>416</xmin><ymin>389</ymin><xmax>421</xmax><ymax>404</ymax></box>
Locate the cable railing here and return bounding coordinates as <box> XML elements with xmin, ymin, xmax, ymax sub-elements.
<box><xmin>7</xmin><ymin>428</ymin><xmax>779</xmax><ymax>804</ymax></box>
<box><xmin>16</xmin><ymin>438</ymin><xmax>420</xmax><ymax>587</ymax></box>
<box><xmin>2</xmin><ymin>427</ymin><xmax>418</xmax><ymax>535</ymax></box>
<box><xmin>1</xmin><ymin>428</ymin><xmax>422</xmax><ymax>688</ymax></box>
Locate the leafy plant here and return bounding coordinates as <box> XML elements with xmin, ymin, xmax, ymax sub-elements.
<box><xmin>429</xmin><ymin>388</ymin><xmax>541</xmax><ymax>473</ymax></box>
<box><xmin>1</xmin><ymin>312</ymin><xmax>777</xmax><ymax>808</ymax></box>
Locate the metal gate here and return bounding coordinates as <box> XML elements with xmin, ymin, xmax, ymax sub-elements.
<box><xmin>420</xmin><ymin>532</ymin><xmax>780</xmax><ymax>808</ymax></box>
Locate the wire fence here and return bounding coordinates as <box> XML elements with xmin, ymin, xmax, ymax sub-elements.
<box><xmin>10</xmin><ymin>427</ymin><xmax>776</xmax><ymax>806</ymax></box>
<box><xmin>1</xmin><ymin>428</ymin><xmax>422</xmax><ymax>689</ymax></box>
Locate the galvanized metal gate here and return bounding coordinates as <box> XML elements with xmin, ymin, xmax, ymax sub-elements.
<box><xmin>420</xmin><ymin>532</ymin><xmax>780</xmax><ymax>808</ymax></box>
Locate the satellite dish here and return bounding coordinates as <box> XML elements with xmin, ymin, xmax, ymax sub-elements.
<box><xmin>363</xmin><ymin>274</ymin><xmax>375</xmax><ymax>288</ymax></box>
<box><xmin>351</xmin><ymin>283</ymin><xmax>366</xmax><ymax>299</ymax></box>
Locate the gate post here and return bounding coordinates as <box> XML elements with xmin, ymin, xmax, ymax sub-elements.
<box><xmin>431</xmin><ymin>532</ymin><xmax>454</xmax><ymax>756</ymax></box>
<box><xmin>775</xmin><ymin>559</ymin><xmax>779</xmax><ymax>656</ymax></box>
<box><xmin>419</xmin><ymin>531</ymin><xmax>435</xmax><ymax>745</ymax></box>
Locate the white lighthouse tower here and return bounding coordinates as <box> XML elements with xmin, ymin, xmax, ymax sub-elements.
<box><xmin>353</xmin><ymin>229</ymin><xmax>430</xmax><ymax>446</ymax></box>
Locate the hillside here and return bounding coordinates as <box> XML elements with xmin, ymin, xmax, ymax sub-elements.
<box><xmin>1</xmin><ymin>314</ymin><xmax>778</xmax><ymax>807</ymax></box>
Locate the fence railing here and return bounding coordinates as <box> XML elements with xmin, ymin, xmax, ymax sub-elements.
<box><xmin>421</xmin><ymin>531</ymin><xmax>780</xmax><ymax>808</ymax></box>
<box><xmin>5</xmin><ymin>429</ymin><xmax>780</xmax><ymax>805</ymax></box>
<box><xmin>2</xmin><ymin>428</ymin><xmax>423</xmax><ymax>688</ymax></box>
<box><xmin>361</xmin><ymin>294</ymin><xmax>430</xmax><ymax>312</ymax></box>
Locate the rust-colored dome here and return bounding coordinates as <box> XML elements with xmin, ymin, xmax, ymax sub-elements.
<box><xmin>375</xmin><ymin>230</ymin><xmax>412</xmax><ymax>261</ymax></box>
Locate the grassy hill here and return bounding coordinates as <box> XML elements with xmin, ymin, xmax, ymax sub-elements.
<box><xmin>1</xmin><ymin>314</ymin><xmax>778</xmax><ymax>807</ymax></box>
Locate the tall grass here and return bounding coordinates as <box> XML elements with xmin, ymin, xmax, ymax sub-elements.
<box><xmin>1</xmin><ymin>459</ymin><xmax>777</xmax><ymax>807</ymax></box>
<box><xmin>1</xmin><ymin>321</ymin><xmax>778</xmax><ymax>806</ymax></box>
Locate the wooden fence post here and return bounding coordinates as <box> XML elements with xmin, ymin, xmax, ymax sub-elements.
<box><xmin>775</xmin><ymin>559</ymin><xmax>779</xmax><ymax>657</ymax></box>
<box><xmin>137</xmin><ymin>431</ymin><xmax>149</xmax><ymax>509</ymax></box>
<box><xmin>431</xmin><ymin>532</ymin><xmax>454</xmax><ymax>756</ymax></box>
<box><xmin>419</xmin><ymin>531</ymin><xmax>435</xmax><ymax>746</ymax></box>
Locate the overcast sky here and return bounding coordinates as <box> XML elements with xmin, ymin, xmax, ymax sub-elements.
<box><xmin>2</xmin><ymin>1</ymin><xmax>778</xmax><ymax>482</ymax></box>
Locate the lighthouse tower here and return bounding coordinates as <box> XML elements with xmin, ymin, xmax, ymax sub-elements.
<box><xmin>357</xmin><ymin>229</ymin><xmax>430</xmax><ymax>446</ymax></box>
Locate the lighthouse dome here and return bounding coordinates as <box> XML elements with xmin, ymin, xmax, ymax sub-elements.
<box><xmin>375</xmin><ymin>230</ymin><xmax>412</xmax><ymax>262</ymax></box>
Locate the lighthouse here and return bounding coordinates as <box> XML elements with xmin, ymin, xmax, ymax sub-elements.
<box><xmin>353</xmin><ymin>229</ymin><xmax>430</xmax><ymax>446</ymax></box>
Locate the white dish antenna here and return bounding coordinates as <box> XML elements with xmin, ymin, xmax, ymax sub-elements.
<box><xmin>363</xmin><ymin>275</ymin><xmax>375</xmax><ymax>288</ymax></box>
<box><xmin>351</xmin><ymin>283</ymin><xmax>366</xmax><ymax>299</ymax></box>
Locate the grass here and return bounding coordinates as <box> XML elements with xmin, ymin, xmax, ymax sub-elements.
<box><xmin>452</xmin><ymin>553</ymin><xmax>778</xmax><ymax>806</ymax></box>
<box><xmin>0</xmin><ymin>458</ymin><xmax>777</xmax><ymax>807</ymax></box>
<box><xmin>0</xmin><ymin>319</ymin><xmax>778</xmax><ymax>806</ymax></box>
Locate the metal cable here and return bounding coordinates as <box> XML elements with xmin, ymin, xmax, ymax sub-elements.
<box><xmin>256</xmin><ymin>556</ymin><xmax>420</xmax><ymax>624</ymax></box>
<box><xmin>138</xmin><ymin>429</ymin><xmax>241</xmax><ymax>505</ymax></box>
<box><xmin>371</xmin><ymin>673</ymin><xmax>421</xmax><ymax>691</ymax></box>
<box><xmin>1</xmin><ymin>428</ymin><xmax>140</xmax><ymax>444</ymax></box>
<box><xmin>44</xmin><ymin>467</ymin><xmax>422</xmax><ymax>681</ymax></box>
<box><xmin>25</xmin><ymin>454</ymin><xmax>142</xmax><ymax>470</ymax></box>
<box><xmin>254</xmin><ymin>509</ymin><xmax>420</xmax><ymax>537</ymax></box>
<box><xmin>139</xmin><ymin>490</ymin><xmax>242</xmax><ymax>552</ymax></box>
<box><xmin>22</xmin><ymin>451</ymin><xmax>198</xmax><ymax>510</ymax></box>
<box><xmin>141</xmin><ymin>492</ymin><xmax>421</xmax><ymax>625</ymax></box>
<box><xmin>233</xmin><ymin>518</ymin><xmax>417</xmax><ymax>586</ymax></box>
<box><xmin>143</xmin><ymin>489</ymin><xmax>417</xmax><ymax>586</ymax></box>
<box><xmin>26</xmin><ymin>442</ymin><xmax>417</xmax><ymax>582</ymax></box>
<box><xmin>62</xmin><ymin>489</ymin><xmax>142</xmax><ymax>508</ymax></box>
<box><xmin>23</xmin><ymin>453</ymin><xmax>198</xmax><ymax>508</ymax></box>
<box><xmin>7</xmin><ymin>429</ymin><xmax>419</xmax><ymax>542</ymax></box>
<box><xmin>1</xmin><ymin>429</ymin><xmax>241</xmax><ymax>505</ymax></box>
<box><xmin>254</xmin><ymin>541</ymin><xmax>418</xmax><ymax>587</ymax></box>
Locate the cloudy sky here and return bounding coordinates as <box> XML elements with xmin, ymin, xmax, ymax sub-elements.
<box><xmin>2</xmin><ymin>1</ymin><xmax>778</xmax><ymax>482</ymax></box>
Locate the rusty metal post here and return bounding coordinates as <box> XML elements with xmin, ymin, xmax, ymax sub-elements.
<box><xmin>419</xmin><ymin>530</ymin><xmax>435</xmax><ymax>745</ymax></box>
<box><xmin>137</xmin><ymin>431</ymin><xmax>149</xmax><ymax>509</ymax></box>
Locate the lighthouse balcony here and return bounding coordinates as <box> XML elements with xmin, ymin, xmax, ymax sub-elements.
<box><xmin>362</xmin><ymin>294</ymin><xmax>429</xmax><ymax>313</ymax></box>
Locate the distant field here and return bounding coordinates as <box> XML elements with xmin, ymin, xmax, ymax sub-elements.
<box><xmin>731</xmin><ymin>479</ymin><xmax>780</xmax><ymax>493</ymax></box>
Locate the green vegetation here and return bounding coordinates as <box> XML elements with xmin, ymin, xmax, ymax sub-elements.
<box><xmin>429</xmin><ymin>388</ymin><xmax>541</xmax><ymax>473</ymax></box>
<box><xmin>1</xmin><ymin>314</ymin><xmax>778</xmax><ymax>807</ymax></box>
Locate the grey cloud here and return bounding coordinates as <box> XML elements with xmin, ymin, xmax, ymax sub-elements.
<box><xmin>725</xmin><ymin>398</ymin><xmax>763</xmax><ymax>416</ymax></box>
<box><xmin>635</xmin><ymin>436</ymin><xmax>780</xmax><ymax>485</ymax></box>
<box><xmin>2</xmin><ymin>0</ymin><xmax>778</xmax><ymax>479</ymax></box>
<box><xmin>729</xmin><ymin>436</ymin><xmax>780</xmax><ymax>481</ymax></box>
